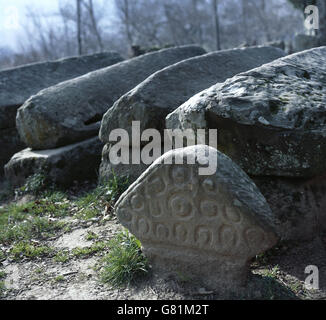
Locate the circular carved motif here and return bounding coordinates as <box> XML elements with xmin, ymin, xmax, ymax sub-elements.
<box><xmin>219</xmin><ymin>225</ymin><xmax>237</xmax><ymax>248</ymax></box>
<box><xmin>202</xmin><ymin>178</ymin><xmax>215</xmax><ymax>192</ymax></box>
<box><xmin>118</xmin><ymin>208</ymin><xmax>132</xmax><ymax>223</ymax></box>
<box><xmin>174</xmin><ymin>223</ymin><xmax>188</xmax><ymax>243</ymax></box>
<box><xmin>195</xmin><ymin>226</ymin><xmax>212</xmax><ymax>247</ymax></box>
<box><xmin>245</xmin><ymin>228</ymin><xmax>265</xmax><ymax>249</ymax></box>
<box><xmin>170</xmin><ymin>166</ymin><xmax>189</xmax><ymax>184</ymax></box>
<box><xmin>136</xmin><ymin>218</ymin><xmax>150</xmax><ymax>235</ymax></box>
<box><xmin>130</xmin><ymin>194</ymin><xmax>144</xmax><ymax>211</ymax></box>
<box><xmin>224</xmin><ymin>206</ymin><xmax>241</xmax><ymax>223</ymax></box>
<box><xmin>156</xmin><ymin>224</ymin><xmax>169</xmax><ymax>240</ymax></box>
<box><xmin>149</xmin><ymin>200</ymin><xmax>163</xmax><ymax>218</ymax></box>
<box><xmin>169</xmin><ymin>195</ymin><xmax>193</xmax><ymax>219</ymax></box>
<box><xmin>200</xmin><ymin>200</ymin><xmax>219</xmax><ymax>217</ymax></box>
<box><xmin>147</xmin><ymin>175</ymin><xmax>166</xmax><ymax>196</ymax></box>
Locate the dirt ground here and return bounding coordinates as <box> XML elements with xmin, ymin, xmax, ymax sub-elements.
<box><xmin>1</xmin><ymin>180</ymin><xmax>326</xmax><ymax>301</ymax></box>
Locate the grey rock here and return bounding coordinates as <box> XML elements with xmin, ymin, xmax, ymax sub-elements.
<box><xmin>115</xmin><ymin>145</ymin><xmax>278</xmax><ymax>291</ymax></box>
<box><xmin>166</xmin><ymin>47</ymin><xmax>326</xmax><ymax>178</ymax></box>
<box><xmin>100</xmin><ymin>46</ymin><xmax>285</xmax><ymax>144</ymax></box>
<box><xmin>0</xmin><ymin>51</ymin><xmax>123</xmax><ymax>130</ymax></box>
<box><xmin>99</xmin><ymin>144</ymin><xmax>149</xmax><ymax>184</ymax></box>
<box><xmin>4</xmin><ymin>137</ymin><xmax>103</xmax><ymax>187</ymax></box>
<box><xmin>16</xmin><ymin>45</ymin><xmax>206</xmax><ymax>150</ymax></box>
<box><xmin>0</xmin><ymin>127</ymin><xmax>26</xmax><ymax>176</ymax></box>
<box><xmin>253</xmin><ymin>176</ymin><xmax>326</xmax><ymax>241</ymax></box>
<box><xmin>265</xmin><ymin>41</ymin><xmax>286</xmax><ymax>51</ymax></box>
<box><xmin>293</xmin><ymin>34</ymin><xmax>320</xmax><ymax>53</ymax></box>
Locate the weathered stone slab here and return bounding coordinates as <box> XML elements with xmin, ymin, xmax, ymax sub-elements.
<box><xmin>115</xmin><ymin>145</ymin><xmax>278</xmax><ymax>290</ymax></box>
<box><xmin>16</xmin><ymin>45</ymin><xmax>206</xmax><ymax>150</ymax></box>
<box><xmin>293</xmin><ymin>34</ymin><xmax>320</xmax><ymax>53</ymax></box>
<box><xmin>0</xmin><ymin>51</ymin><xmax>123</xmax><ymax>130</ymax></box>
<box><xmin>0</xmin><ymin>127</ymin><xmax>26</xmax><ymax>176</ymax></box>
<box><xmin>252</xmin><ymin>175</ymin><xmax>326</xmax><ymax>241</ymax></box>
<box><xmin>100</xmin><ymin>46</ymin><xmax>285</xmax><ymax>144</ymax></box>
<box><xmin>4</xmin><ymin>137</ymin><xmax>103</xmax><ymax>187</ymax></box>
<box><xmin>99</xmin><ymin>144</ymin><xmax>149</xmax><ymax>184</ymax></box>
<box><xmin>166</xmin><ymin>47</ymin><xmax>326</xmax><ymax>178</ymax></box>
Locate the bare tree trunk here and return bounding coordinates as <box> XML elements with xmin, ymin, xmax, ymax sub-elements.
<box><xmin>123</xmin><ymin>0</ymin><xmax>133</xmax><ymax>47</ymax></box>
<box><xmin>212</xmin><ymin>0</ymin><xmax>221</xmax><ymax>51</ymax></box>
<box><xmin>76</xmin><ymin>0</ymin><xmax>83</xmax><ymax>55</ymax></box>
<box><xmin>241</xmin><ymin>0</ymin><xmax>249</xmax><ymax>43</ymax></box>
<box><xmin>85</xmin><ymin>0</ymin><xmax>104</xmax><ymax>51</ymax></box>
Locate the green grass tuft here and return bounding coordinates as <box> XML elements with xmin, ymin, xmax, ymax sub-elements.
<box><xmin>75</xmin><ymin>172</ymin><xmax>129</xmax><ymax>220</ymax></box>
<box><xmin>10</xmin><ymin>241</ymin><xmax>54</xmax><ymax>261</ymax></box>
<box><xmin>18</xmin><ymin>173</ymin><xmax>49</xmax><ymax>196</ymax></box>
<box><xmin>0</xmin><ymin>196</ymin><xmax>69</xmax><ymax>245</ymax></box>
<box><xmin>99</xmin><ymin>230</ymin><xmax>148</xmax><ymax>287</ymax></box>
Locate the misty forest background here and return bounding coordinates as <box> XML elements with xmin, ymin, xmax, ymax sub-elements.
<box><xmin>0</xmin><ymin>0</ymin><xmax>324</xmax><ymax>70</ymax></box>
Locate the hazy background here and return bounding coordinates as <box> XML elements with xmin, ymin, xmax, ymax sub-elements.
<box><xmin>0</xmin><ymin>0</ymin><xmax>309</xmax><ymax>69</ymax></box>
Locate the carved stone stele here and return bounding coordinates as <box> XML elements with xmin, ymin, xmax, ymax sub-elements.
<box><xmin>115</xmin><ymin>145</ymin><xmax>278</xmax><ymax>290</ymax></box>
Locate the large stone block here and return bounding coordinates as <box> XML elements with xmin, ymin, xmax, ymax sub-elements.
<box><xmin>115</xmin><ymin>145</ymin><xmax>278</xmax><ymax>291</ymax></box>
<box><xmin>16</xmin><ymin>46</ymin><xmax>206</xmax><ymax>150</ymax></box>
<box><xmin>293</xmin><ymin>34</ymin><xmax>320</xmax><ymax>53</ymax></box>
<box><xmin>4</xmin><ymin>137</ymin><xmax>103</xmax><ymax>187</ymax></box>
<box><xmin>0</xmin><ymin>127</ymin><xmax>26</xmax><ymax>176</ymax></box>
<box><xmin>0</xmin><ymin>51</ymin><xmax>123</xmax><ymax>130</ymax></box>
<box><xmin>99</xmin><ymin>144</ymin><xmax>149</xmax><ymax>184</ymax></box>
<box><xmin>100</xmin><ymin>46</ymin><xmax>285</xmax><ymax>144</ymax></box>
<box><xmin>252</xmin><ymin>175</ymin><xmax>326</xmax><ymax>241</ymax></box>
<box><xmin>166</xmin><ymin>47</ymin><xmax>326</xmax><ymax>178</ymax></box>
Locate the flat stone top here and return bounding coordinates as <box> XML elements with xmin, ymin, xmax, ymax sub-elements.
<box><xmin>0</xmin><ymin>51</ymin><xmax>123</xmax><ymax>108</ymax></box>
<box><xmin>180</xmin><ymin>46</ymin><xmax>326</xmax><ymax>132</ymax></box>
<box><xmin>9</xmin><ymin>136</ymin><xmax>100</xmax><ymax>160</ymax></box>
<box><xmin>122</xmin><ymin>45</ymin><xmax>286</xmax><ymax>108</ymax></box>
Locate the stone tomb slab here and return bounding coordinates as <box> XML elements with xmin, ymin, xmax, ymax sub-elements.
<box><xmin>115</xmin><ymin>145</ymin><xmax>278</xmax><ymax>291</ymax></box>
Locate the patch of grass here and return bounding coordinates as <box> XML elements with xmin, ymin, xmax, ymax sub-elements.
<box><xmin>18</xmin><ymin>173</ymin><xmax>49</xmax><ymax>196</ymax></box>
<box><xmin>34</xmin><ymin>267</ymin><xmax>44</xmax><ymax>274</ymax></box>
<box><xmin>53</xmin><ymin>250</ymin><xmax>70</xmax><ymax>263</ymax></box>
<box><xmin>262</xmin><ymin>265</ymin><xmax>280</xmax><ymax>279</ymax></box>
<box><xmin>9</xmin><ymin>241</ymin><xmax>54</xmax><ymax>261</ymax></box>
<box><xmin>0</xmin><ymin>215</ymin><xmax>66</xmax><ymax>245</ymax></box>
<box><xmin>85</xmin><ymin>231</ymin><xmax>99</xmax><ymax>241</ymax></box>
<box><xmin>75</xmin><ymin>172</ymin><xmax>129</xmax><ymax>220</ymax></box>
<box><xmin>75</xmin><ymin>207</ymin><xmax>99</xmax><ymax>220</ymax></box>
<box><xmin>72</xmin><ymin>241</ymin><xmax>109</xmax><ymax>259</ymax></box>
<box><xmin>0</xmin><ymin>270</ymin><xmax>6</xmax><ymax>279</ymax></box>
<box><xmin>0</xmin><ymin>249</ymin><xmax>5</xmax><ymax>261</ymax></box>
<box><xmin>53</xmin><ymin>275</ymin><xmax>65</xmax><ymax>283</ymax></box>
<box><xmin>288</xmin><ymin>280</ymin><xmax>304</xmax><ymax>294</ymax></box>
<box><xmin>99</xmin><ymin>230</ymin><xmax>148</xmax><ymax>287</ymax></box>
<box><xmin>0</xmin><ymin>281</ymin><xmax>5</xmax><ymax>297</ymax></box>
<box><xmin>0</xmin><ymin>198</ymin><xmax>68</xmax><ymax>245</ymax></box>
